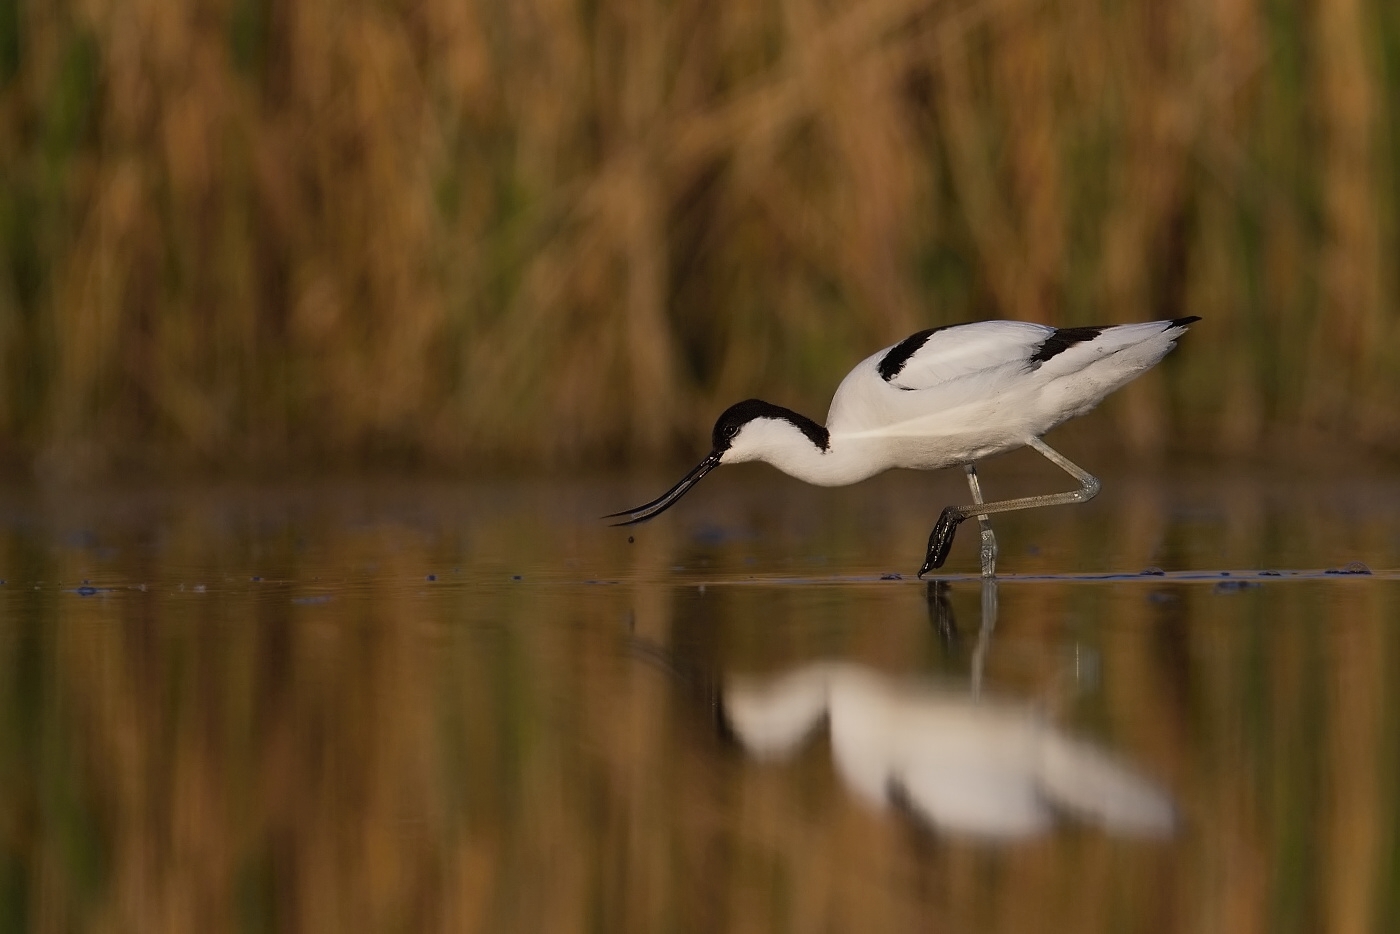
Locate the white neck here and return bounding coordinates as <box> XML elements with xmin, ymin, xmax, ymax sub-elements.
<box><xmin>722</xmin><ymin>418</ymin><xmax>882</xmax><ymax>487</ymax></box>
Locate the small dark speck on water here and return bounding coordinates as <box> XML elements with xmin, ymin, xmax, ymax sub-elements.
<box><xmin>628</xmin><ymin>536</ymin><xmax>634</xmax><ymax>544</ymax></box>
<box><xmin>426</xmin><ymin>574</ymin><xmax>436</xmax><ymax>581</ymax></box>
<box><xmin>881</xmin><ymin>572</ymin><xmax>903</xmax><ymax>580</ymax></box>
<box><xmin>1214</xmin><ymin>580</ymin><xmax>1260</xmax><ymax>594</ymax></box>
<box><xmin>251</xmin><ymin>576</ymin><xmax>262</xmax><ymax>582</ymax></box>
<box><xmin>75</xmin><ymin>586</ymin><xmax>99</xmax><ymax>596</ymax></box>
<box><xmin>1139</xmin><ymin>567</ymin><xmax>1165</xmax><ymax>576</ymax></box>
<box><xmin>1325</xmin><ymin>561</ymin><xmax>1372</xmax><ymax>575</ymax></box>
<box><xmin>1220</xmin><ymin>571</ymin><xmax>1230</xmax><ymax>576</ymax></box>
<box><xmin>1258</xmin><ymin>570</ymin><xmax>1282</xmax><ymax>577</ymax></box>
<box><xmin>512</xmin><ymin>575</ymin><xmax>523</xmax><ymax>581</ymax></box>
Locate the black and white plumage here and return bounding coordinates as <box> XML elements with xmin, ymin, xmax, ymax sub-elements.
<box><xmin>609</xmin><ymin>317</ymin><xmax>1201</xmax><ymax>576</ymax></box>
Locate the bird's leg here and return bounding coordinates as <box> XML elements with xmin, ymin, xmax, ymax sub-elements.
<box><xmin>919</xmin><ymin>437</ymin><xmax>1102</xmax><ymax>577</ymax></box>
<box><xmin>963</xmin><ymin>463</ymin><xmax>997</xmax><ymax>578</ymax></box>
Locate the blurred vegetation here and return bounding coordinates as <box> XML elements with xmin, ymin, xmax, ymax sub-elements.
<box><xmin>0</xmin><ymin>0</ymin><xmax>1397</xmax><ymax>477</ymax></box>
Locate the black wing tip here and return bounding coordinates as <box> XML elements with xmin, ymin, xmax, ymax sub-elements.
<box><xmin>1029</xmin><ymin>325</ymin><xmax>1108</xmax><ymax>364</ymax></box>
<box><xmin>1167</xmin><ymin>315</ymin><xmax>1202</xmax><ymax>329</ymax></box>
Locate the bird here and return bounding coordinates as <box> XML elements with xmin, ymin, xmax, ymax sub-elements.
<box><xmin>608</xmin><ymin>317</ymin><xmax>1200</xmax><ymax>577</ymax></box>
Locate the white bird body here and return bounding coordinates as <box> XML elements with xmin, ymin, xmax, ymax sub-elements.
<box><xmin>609</xmin><ymin>316</ymin><xmax>1200</xmax><ymax>575</ymax></box>
<box><xmin>720</xmin><ymin>319</ymin><xmax>1195</xmax><ymax>486</ymax></box>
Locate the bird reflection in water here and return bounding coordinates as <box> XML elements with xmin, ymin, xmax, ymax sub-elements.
<box><xmin>720</xmin><ymin>581</ymin><xmax>1175</xmax><ymax>840</ymax></box>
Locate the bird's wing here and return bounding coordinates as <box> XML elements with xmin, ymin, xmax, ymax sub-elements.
<box><xmin>876</xmin><ymin>318</ymin><xmax>1198</xmax><ymax>390</ymax></box>
<box><xmin>876</xmin><ymin>321</ymin><xmax>1055</xmax><ymax>391</ymax></box>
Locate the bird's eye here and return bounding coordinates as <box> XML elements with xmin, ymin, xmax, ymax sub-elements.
<box><xmin>724</xmin><ymin>424</ymin><xmax>740</xmax><ymax>439</ymax></box>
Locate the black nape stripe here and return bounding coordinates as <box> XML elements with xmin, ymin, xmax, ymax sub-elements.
<box><xmin>877</xmin><ymin>324</ymin><xmax>956</xmax><ymax>382</ymax></box>
<box><xmin>712</xmin><ymin>399</ymin><xmax>830</xmax><ymax>452</ymax></box>
<box><xmin>1030</xmin><ymin>325</ymin><xmax>1107</xmax><ymax>364</ymax></box>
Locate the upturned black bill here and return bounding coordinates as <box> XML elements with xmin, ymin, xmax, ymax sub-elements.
<box><xmin>605</xmin><ymin>452</ymin><xmax>722</xmax><ymax>526</ymax></box>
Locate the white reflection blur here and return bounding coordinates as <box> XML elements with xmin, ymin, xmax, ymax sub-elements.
<box><xmin>722</xmin><ymin>659</ymin><xmax>1175</xmax><ymax>840</ymax></box>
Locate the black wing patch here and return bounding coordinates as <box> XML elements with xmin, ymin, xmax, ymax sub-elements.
<box><xmin>1030</xmin><ymin>325</ymin><xmax>1107</xmax><ymax>364</ymax></box>
<box><xmin>877</xmin><ymin>324</ymin><xmax>956</xmax><ymax>383</ymax></box>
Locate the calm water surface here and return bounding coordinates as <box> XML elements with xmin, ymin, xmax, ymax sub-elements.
<box><xmin>2</xmin><ymin>465</ymin><xmax>1399</xmax><ymax>933</ymax></box>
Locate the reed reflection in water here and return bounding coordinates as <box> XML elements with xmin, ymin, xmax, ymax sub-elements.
<box><xmin>0</xmin><ymin>474</ymin><xmax>1397</xmax><ymax>932</ymax></box>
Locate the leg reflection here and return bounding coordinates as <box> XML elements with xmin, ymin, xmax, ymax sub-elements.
<box><xmin>924</xmin><ymin>580</ymin><xmax>958</xmax><ymax>648</ymax></box>
<box><xmin>971</xmin><ymin>578</ymin><xmax>999</xmax><ymax>700</ymax></box>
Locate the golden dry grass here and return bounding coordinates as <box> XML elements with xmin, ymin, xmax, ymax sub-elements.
<box><xmin>0</xmin><ymin>0</ymin><xmax>1397</xmax><ymax>477</ymax></box>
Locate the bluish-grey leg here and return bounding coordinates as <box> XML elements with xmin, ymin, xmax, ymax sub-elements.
<box><xmin>919</xmin><ymin>437</ymin><xmax>1102</xmax><ymax>577</ymax></box>
<box><xmin>963</xmin><ymin>463</ymin><xmax>997</xmax><ymax>578</ymax></box>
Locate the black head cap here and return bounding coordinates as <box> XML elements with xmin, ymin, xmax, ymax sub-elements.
<box><xmin>710</xmin><ymin>399</ymin><xmax>830</xmax><ymax>453</ymax></box>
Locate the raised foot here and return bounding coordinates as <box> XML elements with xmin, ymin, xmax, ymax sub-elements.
<box><xmin>918</xmin><ymin>507</ymin><xmax>966</xmax><ymax>578</ymax></box>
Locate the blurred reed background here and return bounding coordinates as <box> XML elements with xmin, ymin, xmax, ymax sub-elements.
<box><xmin>0</xmin><ymin>0</ymin><xmax>1397</xmax><ymax>478</ymax></box>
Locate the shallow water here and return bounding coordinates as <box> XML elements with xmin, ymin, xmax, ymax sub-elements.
<box><xmin>2</xmin><ymin>466</ymin><xmax>1399</xmax><ymax>933</ymax></box>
